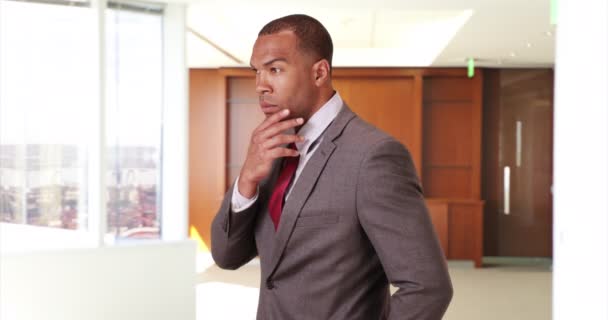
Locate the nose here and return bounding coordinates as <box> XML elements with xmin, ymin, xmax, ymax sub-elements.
<box><xmin>255</xmin><ymin>72</ymin><xmax>271</xmax><ymax>95</ymax></box>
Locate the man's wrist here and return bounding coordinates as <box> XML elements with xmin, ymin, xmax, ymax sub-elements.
<box><xmin>238</xmin><ymin>175</ymin><xmax>258</xmax><ymax>199</ymax></box>
<box><xmin>232</xmin><ymin>175</ymin><xmax>259</xmax><ymax>212</ymax></box>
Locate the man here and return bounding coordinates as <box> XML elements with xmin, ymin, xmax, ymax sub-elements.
<box><xmin>211</xmin><ymin>14</ymin><xmax>453</xmax><ymax>320</ymax></box>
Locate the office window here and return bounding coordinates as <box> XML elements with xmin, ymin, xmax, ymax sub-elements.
<box><xmin>105</xmin><ymin>3</ymin><xmax>164</xmax><ymax>240</ymax></box>
<box><xmin>0</xmin><ymin>0</ymin><xmax>96</xmax><ymax>230</ymax></box>
<box><xmin>0</xmin><ymin>0</ymin><xmax>170</xmax><ymax>246</ymax></box>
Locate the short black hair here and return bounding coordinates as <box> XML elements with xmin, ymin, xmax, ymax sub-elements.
<box><xmin>258</xmin><ymin>14</ymin><xmax>333</xmax><ymax>69</ymax></box>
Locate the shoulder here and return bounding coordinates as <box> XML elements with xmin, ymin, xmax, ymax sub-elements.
<box><xmin>337</xmin><ymin>114</ymin><xmax>409</xmax><ymax>158</ymax></box>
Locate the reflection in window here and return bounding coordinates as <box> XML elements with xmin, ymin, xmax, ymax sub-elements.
<box><xmin>105</xmin><ymin>3</ymin><xmax>164</xmax><ymax>240</ymax></box>
<box><xmin>0</xmin><ymin>0</ymin><xmax>95</xmax><ymax>230</ymax></box>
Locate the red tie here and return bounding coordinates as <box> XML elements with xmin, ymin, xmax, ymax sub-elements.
<box><xmin>268</xmin><ymin>143</ymin><xmax>300</xmax><ymax>230</ymax></box>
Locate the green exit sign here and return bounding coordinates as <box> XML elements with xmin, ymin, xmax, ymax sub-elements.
<box><xmin>551</xmin><ymin>0</ymin><xmax>558</xmax><ymax>25</ymax></box>
<box><xmin>468</xmin><ymin>58</ymin><xmax>475</xmax><ymax>78</ymax></box>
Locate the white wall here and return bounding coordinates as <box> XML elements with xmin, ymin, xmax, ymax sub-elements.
<box><xmin>0</xmin><ymin>223</ymin><xmax>96</xmax><ymax>253</ymax></box>
<box><xmin>0</xmin><ymin>241</ymin><xmax>196</xmax><ymax>320</ymax></box>
<box><xmin>553</xmin><ymin>0</ymin><xmax>608</xmax><ymax>319</ymax></box>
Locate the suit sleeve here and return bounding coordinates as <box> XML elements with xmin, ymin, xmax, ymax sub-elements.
<box><xmin>356</xmin><ymin>138</ymin><xmax>453</xmax><ymax>320</ymax></box>
<box><xmin>210</xmin><ymin>183</ymin><xmax>259</xmax><ymax>270</ymax></box>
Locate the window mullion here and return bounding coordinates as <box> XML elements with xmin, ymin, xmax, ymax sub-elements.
<box><xmin>88</xmin><ymin>0</ymin><xmax>108</xmax><ymax>247</ymax></box>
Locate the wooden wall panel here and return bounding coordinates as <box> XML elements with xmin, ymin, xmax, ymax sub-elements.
<box><xmin>470</xmin><ymin>74</ymin><xmax>483</xmax><ymax>201</ymax></box>
<box><xmin>423</xmin><ymin>103</ymin><xmax>473</xmax><ymax>165</ymax></box>
<box><xmin>228</xmin><ymin>77</ymin><xmax>258</xmax><ymax>101</ymax></box>
<box><xmin>189</xmin><ymin>69</ymin><xmax>226</xmax><ymax>248</ymax></box>
<box><xmin>227</xmin><ymin>77</ymin><xmax>263</xmax><ymax>185</ymax></box>
<box><xmin>422</xmin><ymin>74</ymin><xmax>483</xmax><ymax>199</ymax></box>
<box><xmin>426</xmin><ymin>201</ymin><xmax>449</xmax><ymax>256</ymax></box>
<box><xmin>424</xmin><ymin>77</ymin><xmax>474</xmax><ymax>102</ymax></box>
<box><xmin>423</xmin><ymin>168</ymin><xmax>472</xmax><ymax>198</ymax></box>
<box><xmin>333</xmin><ymin>76</ymin><xmax>422</xmax><ymax>175</ymax></box>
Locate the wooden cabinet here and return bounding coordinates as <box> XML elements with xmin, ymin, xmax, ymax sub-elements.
<box><xmin>426</xmin><ymin>199</ymin><xmax>484</xmax><ymax>267</ymax></box>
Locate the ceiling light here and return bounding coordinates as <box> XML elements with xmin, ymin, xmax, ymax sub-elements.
<box><xmin>341</xmin><ymin>17</ymin><xmax>354</xmax><ymax>26</ymax></box>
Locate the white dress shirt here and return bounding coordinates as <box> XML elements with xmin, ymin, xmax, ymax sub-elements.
<box><xmin>231</xmin><ymin>92</ymin><xmax>344</xmax><ymax>212</ymax></box>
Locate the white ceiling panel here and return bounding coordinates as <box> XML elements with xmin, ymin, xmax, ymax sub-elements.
<box><xmin>186</xmin><ymin>0</ymin><xmax>555</xmax><ymax>68</ymax></box>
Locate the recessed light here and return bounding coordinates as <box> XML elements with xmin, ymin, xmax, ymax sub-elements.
<box><xmin>526</xmin><ymin>42</ymin><xmax>532</xmax><ymax>48</ymax></box>
<box><xmin>545</xmin><ymin>31</ymin><xmax>553</xmax><ymax>37</ymax></box>
<box><xmin>341</xmin><ymin>18</ymin><xmax>354</xmax><ymax>26</ymax></box>
<box><xmin>510</xmin><ymin>52</ymin><xmax>517</xmax><ymax>57</ymax></box>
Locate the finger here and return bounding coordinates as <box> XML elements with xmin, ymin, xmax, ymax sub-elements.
<box><xmin>259</xmin><ymin>117</ymin><xmax>304</xmax><ymax>140</ymax></box>
<box><xmin>255</xmin><ymin>109</ymin><xmax>290</xmax><ymax>134</ymax></box>
<box><xmin>262</xmin><ymin>146</ymin><xmax>300</xmax><ymax>161</ymax></box>
<box><xmin>262</xmin><ymin>134</ymin><xmax>304</xmax><ymax>150</ymax></box>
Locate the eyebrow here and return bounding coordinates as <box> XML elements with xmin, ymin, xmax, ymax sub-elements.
<box><xmin>250</xmin><ymin>58</ymin><xmax>288</xmax><ymax>69</ymax></box>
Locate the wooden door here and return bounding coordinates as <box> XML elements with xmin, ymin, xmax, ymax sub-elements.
<box><xmin>484</xmin><ymin>69</ymin><xmax>553</xmax><ymax>257</ymax></box>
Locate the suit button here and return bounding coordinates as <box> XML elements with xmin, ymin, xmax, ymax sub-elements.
<box><xmin>266</xmin><ymin>279</ymin><xmax>275</xmax><ymax>290</ymax></box>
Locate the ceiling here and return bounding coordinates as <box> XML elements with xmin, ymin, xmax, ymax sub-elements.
<box><xmin>186</xmin><ymin>0</ymin><xmax>556</xmax><ymax>68</ymax></box>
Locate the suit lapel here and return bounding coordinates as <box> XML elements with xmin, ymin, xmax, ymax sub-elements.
<box><xmin>266</xmin><ymin>104</ymin><xmax>356</xmax><ymax>278</ymax></box>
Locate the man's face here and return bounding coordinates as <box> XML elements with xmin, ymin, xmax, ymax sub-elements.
<box><xmin>250</xmin><ymin>30</ymin><xmax>317</xmax><ymax>119</ymax></box>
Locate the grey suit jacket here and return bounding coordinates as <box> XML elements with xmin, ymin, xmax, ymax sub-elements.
<box><xmin>211</xmin><ymin>105</ymin><xmax>453</xmax><ymax>320</ymax></box>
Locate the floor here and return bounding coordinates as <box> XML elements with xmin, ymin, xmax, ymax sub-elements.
<box><xmin>195</xmin><ymin>255</ymin><xmax>552</xmax><ymax>320</ymax></box>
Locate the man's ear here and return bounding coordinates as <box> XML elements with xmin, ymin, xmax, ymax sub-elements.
<box><xmin>312</xmin><ymin>59</ymin><xmax>330</xmax><ymax>86</ymax></box>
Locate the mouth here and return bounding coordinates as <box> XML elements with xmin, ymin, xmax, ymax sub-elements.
<box><xmin>259</xmin><ymin>101</ymin><xmax>281</xmax><ymax>115</ymax></box>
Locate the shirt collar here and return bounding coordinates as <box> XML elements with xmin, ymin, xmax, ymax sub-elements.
<box><xmin>295</xmin><ymin>91</ymin><xmax>343</xmax><ymax>156</ymax></box>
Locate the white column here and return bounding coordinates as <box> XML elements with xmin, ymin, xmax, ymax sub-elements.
<box><xmin>161</xmin><ymin>3</ymin><xmax>189</xmax><ymax>241</ymax></box>
<box><xmin>553</xmin><ymin>0</ymin><xmax>608</xmax><ymax>319</ymax></box>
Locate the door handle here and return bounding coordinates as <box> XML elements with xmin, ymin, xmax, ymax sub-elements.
<box><xmin>504</xmin><ymin>166</ymin><xmax>510</xmax><ymax>215</ymax></box>
<box><xmin>516</xmin><ymin>121</ymin><xmax>523</xmax><ymax>167</ymax></box>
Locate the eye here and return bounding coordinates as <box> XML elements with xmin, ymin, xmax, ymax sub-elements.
<box><xmin>270</xmin><ymin>67</ymin><xmax>281</xmax><ymax>74</ymax></box>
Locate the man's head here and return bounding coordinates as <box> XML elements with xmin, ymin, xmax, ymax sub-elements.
<box><xmin>250</xmin><ymin>14</ymin><xmax>334</xmax><ymax>120</ymax></box>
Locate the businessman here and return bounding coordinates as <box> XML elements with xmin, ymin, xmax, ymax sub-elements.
<box><xmin>211</xmin><ymin>14</ymin><xmax>453</xmax><ymax>320</ymax></box>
